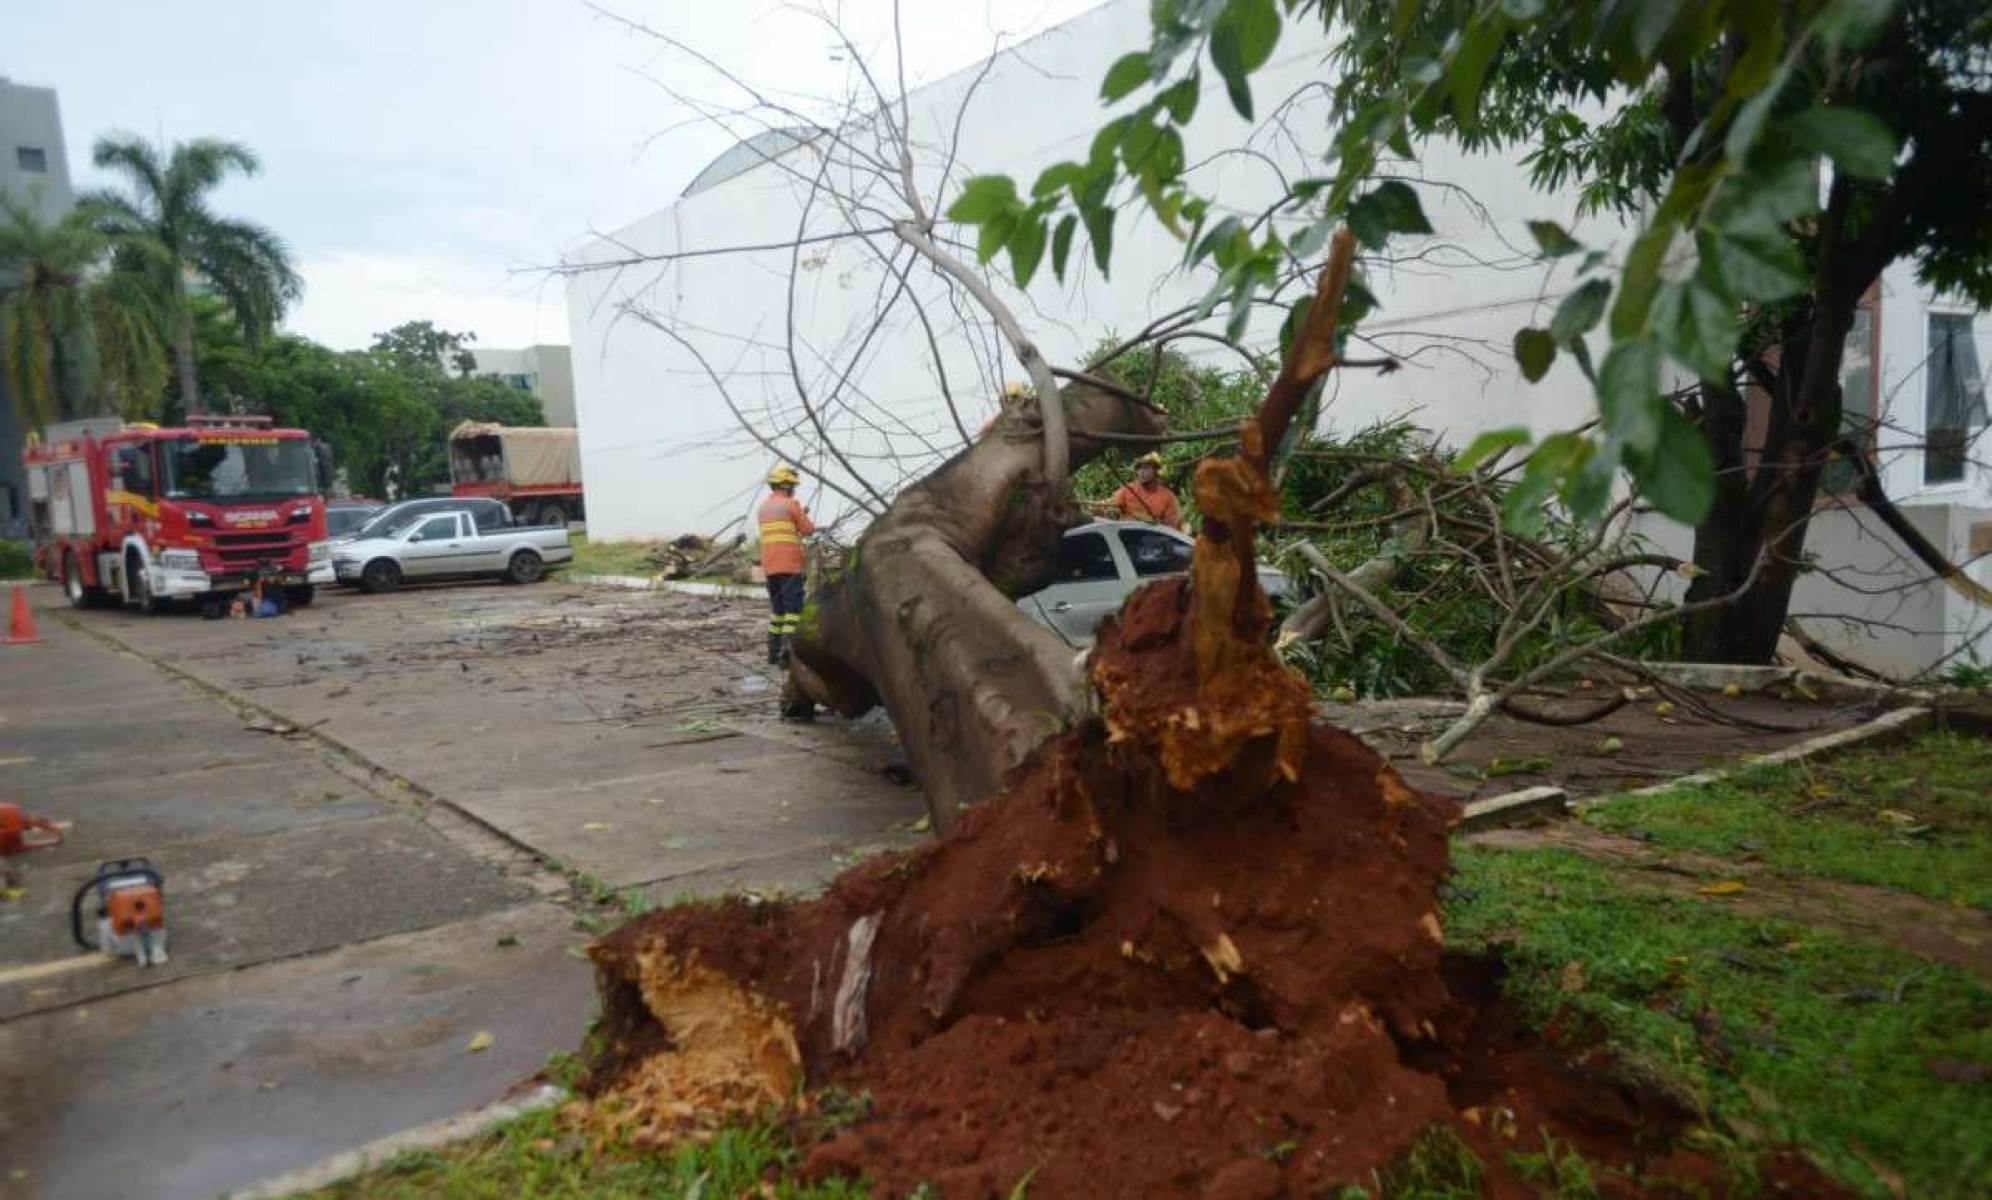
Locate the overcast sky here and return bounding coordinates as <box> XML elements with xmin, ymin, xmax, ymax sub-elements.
<box><xmin>4</xmin><ymin>0</ymin><xmax>1101</xmax><ymax>351</ymax></box>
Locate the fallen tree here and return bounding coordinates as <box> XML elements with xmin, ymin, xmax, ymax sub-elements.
<box><xmin>572</xmin><ymin>241</ymin><xmax>1853</xmax><ymax>1199</ymax></box>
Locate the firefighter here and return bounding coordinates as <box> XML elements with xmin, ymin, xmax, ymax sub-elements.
<box><xmin>758</xmin><ymin>463</ymin><xmax>816</xmax><ymax>664</ymax></box>
<box><xmin>1111</xmin><ymin>452</ymin><xmax>1184</xmax><ymax>529</ymax></box>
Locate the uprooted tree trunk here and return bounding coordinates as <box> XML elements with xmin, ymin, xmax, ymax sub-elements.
<box><xmin>785</xmin><ymin>381</ymin><xmax>1164</xmax><ymax>830</ymax></box>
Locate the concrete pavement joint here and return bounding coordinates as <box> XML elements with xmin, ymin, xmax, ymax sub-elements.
<box><xmin>52</xmin><ymin>611</ymin><xmax>573</xmax><ymax>902</ymax></box>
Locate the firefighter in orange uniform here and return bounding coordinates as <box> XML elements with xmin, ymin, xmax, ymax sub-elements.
<box><xmin>758</xmin><ymin>464</ymin><xmax>816</xmax><ymax>664</ymax></box>
<box><xmin>1111</xmin><ymin>452</ymin><xmax>1184</xmax><ymax>530</ymax></box>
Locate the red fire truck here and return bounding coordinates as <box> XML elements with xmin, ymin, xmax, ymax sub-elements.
<box><xmin>22</xmin><ymin>415</ymin><xmax>333</xmax><ymax>612</ymax></box>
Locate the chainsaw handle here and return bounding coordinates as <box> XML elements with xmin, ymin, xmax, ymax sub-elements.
<box><xmin>71</xmin><ymin>858</ymin><xmax>165</xmax><ymax>951</ymax></box>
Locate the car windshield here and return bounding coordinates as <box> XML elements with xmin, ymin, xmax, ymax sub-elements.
<box><xmin>161</xmin><ymin>437</ymin><xmax>317</xmax><ymax>501</ymax></box>
<box><xmin>327</xmin><ymin>507</ymin><xmax>380</xmax><ymax>536</ymax></box>
<box><xmin>352</xmin><ymin>505</ymin><xmax>431</xmax><ymax>539</ymax></box>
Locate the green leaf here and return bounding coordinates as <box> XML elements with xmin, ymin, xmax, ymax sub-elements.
<box><xmin>947</xmin><ymin>175</ymin><xmax>1020</xmax><ymax>225</ymax></box>
<box><xmin>1514</xmin><ymin>327</ymin><xmax>1557</xmax><ymax>382</ymax></box>
<box><xmin>1159</xmin><ymin>76</ymin><xmax>1200</xmax><ymax>124</ymax></box>
<box><xmin>1082</xmin><ymin>203</ymin><xmax>1116</xmax><ymax>276</ymax></box>
<box><xmin>1339</xmin><ymin>276</ymin><xmax>1378</xmax><ymax>327</ymax></box>
<box><xmin>1456</xmin><ymin>426</ymin><xmax>1531</xmax><ymax>471</ymax></box>
<box><xmin>976</xmin><ymin>212</ymin><xmax>1015</xmax><ymax>264</ymax></box>
<box><xmin>1652</xmin><ymin>278</ymin><xmax>1736</xmax><ymax>380</ymax></box>
<box><xmin>1526</xmin><ymin>220</ymin><xmax>1581</xmax><ymax>258</ymax></box>
<box><xmin>1550</xmin><ymin>280</ymin><xmax>1611</xmax><ymax>345</ymax></box>
<box><xmin>1598</xmin><ymin>338</ymin><xmax>1662</xmax><ymax>452</ymax></box>
<box><xmin>1209</xmin><ymin>0</ymin><xmax>1280</xmax><ymax>119</ymax></box>
<box><xmin>1031</xmin><ymin>161</ymin><xmax>1085</xmax><ymax>200</ymax></box>
<box><xmin>1502</xmin><ymin>432</ymin><xmax>1585</xmax><ymax>534</ymax></box>
<box><xmin>1629</xmin><ymin>404</ymin><xmax>1716</xmax><ymax>522</ymax></box>
<box><xmin>1709</xmin><ymin>229</ymin><xmax>1809</xmax><ymax>302</ymax></box>
<box><xmin>1724</xmin><ymin>59</ymin><xmax>1792</xmax><ymax>162</ymax></box>
<box><xmin>1008</xmin><ymin>216</ymin><xmax>1047</xmax><ymax>288</ymax></box>
<box><xmin>1816</xmin><ymin>0</ymin><xmax>1894</xmax><ymax>47</ymax></box>
<box><xmin>1050</xmin><ymin>214</ymin><xmax>1078</xmax><ymax>280</ymax></box>
<box><xmin>1345</xmin><ymin>180</ymin><xmax>1432</xmax><ymax>250</ymax></box>
<box><xmin>1630</xmin><ymin>0</ymin><xmax>1685</xmax><ymax>58</ymax></box>
<box><xmin>1102</xmin><ymin>53</ymin><xmax>1152</xmax><ymax>101</ymax></box>
<box><xmin>1610</xmin><ymin>219</ymin><xmax>1676</xmax><ymax>338</ymax></box>
<box><xmin>1447</xmin><ymin>21</ymin><xmax>1506</xmax><ymax>129</ymax></box>
<box><xmin>1288</xmin><ymin>218</ymin><xmax>1331</xmax><ymax>260</ymax></box>
<box><xmin>1720</xmin><ymin>155</ymin><xmax>1820</xmax><ymax>234</ymax></box>
<box><xmin>1780</xmin><ymin>108</ymin><xmax>1897</xmax><ymax>179</ymax></box>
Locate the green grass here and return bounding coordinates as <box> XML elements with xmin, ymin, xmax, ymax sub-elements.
<box><xmin>0</xmin><ymin>539</ymin><xmax>34</xmax><ymax>581</ymax></box>
<box><xmin>296</xmin><ymin>1108</ymin><xmax>867</xmax><ymax>1200</ymax></box>
<box><xmin>568</xmin><ymin>534</ymin><xmax>665</xmax><ymax>578</ymax></box>
<box><xmin>1445</xmin><ymin>843</ymin><xmax>1992</xmax><ymax>1199</ymax></box>
<box><xmin>1584</xmin><ymin>730</ymin><xmax>1992</xmax><ymax>909</ymax></box>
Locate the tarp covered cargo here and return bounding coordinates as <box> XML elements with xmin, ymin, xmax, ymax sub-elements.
<box><xmin>449</xmin><ymin>422</ymin><xmax>582</xmax><ymax>488</ymax></box>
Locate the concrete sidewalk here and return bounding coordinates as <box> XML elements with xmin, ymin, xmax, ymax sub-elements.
<box><xmin>1</xmin><ymin>589</ymin><xmax>593</xmax><ymax>1200</ymax></box>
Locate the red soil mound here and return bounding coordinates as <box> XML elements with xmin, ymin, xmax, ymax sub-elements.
<box><xmin>579</xmin><ymin>580</ymin><xmax>1852</xmax><ymax>1198</ymax></box>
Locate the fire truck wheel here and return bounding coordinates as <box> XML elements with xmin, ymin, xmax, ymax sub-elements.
<box><xmin>360</xmin><ymin>559</ymin><xmax>403</xmax><ymax>594</ymax></box>
<box><xmin>125</xmin><ymin>550</ymin><xmax>168</xmax><ymax>615</ymax></box>
<box><xmin>535</xmin><ymin>502</ymin><xmax>568</xmax><ymax>528</ymax></box>
<box><xmin>506</xmin><ymin>550</ymin><xmax>545</xmax><ymax>585</ymax></box>
<box><xmin>284</xmin><ymin>585</ymin><xmax>316</xmax><ymax>608</ymax></box>
<box><xmin>63</xmin><ymin>552</ymin><xmax>108</xmax><ymax>610</ymax></box>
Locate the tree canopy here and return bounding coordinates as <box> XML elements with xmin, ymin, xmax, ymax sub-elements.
<box><xmin>84</xmin><ymin>135</ymin><xmax>303</xmax><ymax>414</ymax></box>
<box><xmin>950</xmin><ymin>0</ymin><xmax>1992</xmax><ymax>533</ymax></box>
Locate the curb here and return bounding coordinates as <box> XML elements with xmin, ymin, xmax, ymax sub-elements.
<box><xmin>570</xmin><ymin>573</ymin><xmax>760</xmax><ymax>600</ymax></box>
<box><xmin>226</xmin><ymin>1084</ymin><xmax>568</xmax><ymax>1199</ymax></box>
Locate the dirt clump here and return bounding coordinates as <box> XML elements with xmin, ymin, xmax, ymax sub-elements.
<box><xmin>576</xmin><ymin>578</ymin><xmax>1850</xmax><ymax>1197</ymax></box>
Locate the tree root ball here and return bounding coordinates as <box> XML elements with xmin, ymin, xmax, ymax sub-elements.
<box><xmin>574</xmin><ymin>578</ymin><xmax>1853</xmax><ymax>1198</ymax></box>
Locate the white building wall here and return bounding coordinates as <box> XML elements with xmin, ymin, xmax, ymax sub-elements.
<box><xmin>564</xmin><ymin>0</ymin><xmax>1617</xmax><ymax>541</ymax></box>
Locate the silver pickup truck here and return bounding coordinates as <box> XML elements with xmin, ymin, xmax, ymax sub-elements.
<box><xmin>331</xmin><ymin>508</ymin><xmax>572</xmax><ymax>593</ymax></box>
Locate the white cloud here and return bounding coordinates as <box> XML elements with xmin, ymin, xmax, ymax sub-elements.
<box><xmin>287</xmin><ymin>248</ymin><xmax>569</xmax><ymax>351</ymax></box>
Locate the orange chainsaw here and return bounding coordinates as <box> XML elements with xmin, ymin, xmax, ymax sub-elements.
<box><xmin>72</xmin><ymin>858</ymin><xmax>169</xmax><ymax>967</ymax></box>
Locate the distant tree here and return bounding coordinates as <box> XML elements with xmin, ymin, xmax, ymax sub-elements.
<box><xmin>369</xmin><ymin>320</ymin><xmax>479</xmax><ymax>378</ymax></box>
<box><xmin>0</xmin><ymin>192</ymin><xmax>168</xmax><ymax>425</ymax></box>
<box><xmin>85</xmin><ymin>135</ymin><xmax>302</xmax><ymax>415</ymax></box>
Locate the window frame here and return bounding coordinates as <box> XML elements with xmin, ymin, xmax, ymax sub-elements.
<box><xmin>1054</xmin><ymin>530</ymin><xmax>1120</xmax><ymax>583</ymax></box>
<box><xmin>15</xmin><ymin>146</ymin><xmax>48</xmax><ymax>173</ymax></box>
<box><xmin>1117</xmin><ymin>527</ymin><xmax>1194</xmax><ymax>578</ymax></box>
<box><xmin>1923</xmin><ymin>310</ymin><xmax>1986</xmax><ymax>488</ymax></box>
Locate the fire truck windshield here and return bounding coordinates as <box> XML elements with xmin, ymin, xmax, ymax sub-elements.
<box><xmin>161</xmin><ymin>437</ymin><xmax>318</xmax><ymax>502</ymax></box>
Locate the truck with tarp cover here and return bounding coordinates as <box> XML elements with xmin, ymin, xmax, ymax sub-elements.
<box><xmin>447</xmin><ymin>422</ymin><xmax>583</xmax><ymax>527</ymax></box>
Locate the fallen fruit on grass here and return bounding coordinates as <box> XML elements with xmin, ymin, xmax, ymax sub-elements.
<box><xmin>1594</xmin><ymin>736</ymin><xmax>1623</xmax><ymax>755</ymax></box>
<box><xmin>1699</xmin><ymin>880</ymin><xmax>1748</xmax><ymax>897</ymax></box>
<box><xmin>1331</xmin><ymin>685</ymin><xmax>1357</xmax><ymax>703</ymax></box>
<box><xmin>1722</xmin><ymin>682</ymin><xmax>1743</xmax><ymax>698</ymax></box>
<box><xmin>467</xmin><ymin>1030</ymin><xmax>495</xmax><ymax>1053</ymax></box>
<box><xmin>1654</xmin><ymin>700</ymin><xmax>1676</xmax><ymax>716</ymax></box>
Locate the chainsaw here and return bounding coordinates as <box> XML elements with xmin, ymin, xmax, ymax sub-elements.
<box><xmin>72</xmin><ymin>858</ymin><xmax>169</xmax><ymax>967</ymax></box>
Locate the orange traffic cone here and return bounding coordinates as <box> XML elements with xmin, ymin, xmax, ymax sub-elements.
<box><xmin>4</xmin><ymin>585</ymin><xmax>41</xmax><ymax>645</ymax></box>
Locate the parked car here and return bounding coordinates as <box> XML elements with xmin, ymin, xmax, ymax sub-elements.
<box><xmin>326</xmin><ymin>499</ymin><xmax>383</xmax><ymax>538</ymax></box>
<box><xmin>1018</xmin><ymin>520</ymin><xmax>1289</xmax><ymax>647</ymax></box>
<box><xmin>331</xmin><ymin>508</ymin><xmax>574</xmax><ymax>593</ymax></box>
<box><xmin>332</xmin><ymin>496</ymin><xmax>513</xmax><ymax>546</ymax></box>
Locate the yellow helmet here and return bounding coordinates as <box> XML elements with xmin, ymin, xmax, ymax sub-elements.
<box><xmin>767</xmin><ymin>464</ymin><xmax>801</xmax><ymax>487</ymax></box>
<box><xmin>1004</xmin><ymin>380</ymin><xmax>1030</xmax><ymax>399</ymax></box>
<box><xmin>1135</xmin><ymin>451</ymin><xmax>1165</xmax><ymax>467</ymax></box>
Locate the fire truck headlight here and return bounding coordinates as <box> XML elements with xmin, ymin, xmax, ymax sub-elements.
<box><xmin>159</xmin><ymin>549</ymin><xmax>201</xmax><ymax>572</ymax></box>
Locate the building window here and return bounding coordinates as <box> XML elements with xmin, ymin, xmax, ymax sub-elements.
<box><xmin>16</xmin><ymin>146</ymin><xmax>48</xmax><ymax>172</ymax></box>
<box><xmin>1925</xmin><ymin>313</ymin><xmax>1986</xmax><ymax>486</ymax></box>
<box><xmin>502</xmin><ymin>372</ymin><xmax>534</xmax><ymax>392</ymax></box>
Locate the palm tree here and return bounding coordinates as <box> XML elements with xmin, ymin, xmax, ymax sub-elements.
<box><xmin>85</xmin><ymin>135</ymin><xmax>302</xmax><ymax>414</ymax></box>
<box><xmin>0</xmin><ymin>193</ymin><xmax>168</xmax><ymax>425</ymax></box>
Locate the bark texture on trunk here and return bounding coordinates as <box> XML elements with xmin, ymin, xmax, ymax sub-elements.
<box><xmin>175</xmin><ymin>298</ymin><xmax>202</xmax><ymax>416</ymax></box>
<box><xmin>786</xmin><ymin>383</ymin><xmax>1163</xmax><ymax>829</ymax></box>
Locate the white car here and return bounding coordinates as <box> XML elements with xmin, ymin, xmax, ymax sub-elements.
<box><xmin>1018</xmin><ymin>520</ymin><xmax>1289</xmax><ymax>647</ymax></box>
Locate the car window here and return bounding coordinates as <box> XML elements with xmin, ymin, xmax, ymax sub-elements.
<box><xmin>1119</xmin><ymin>528</ymin><xmax>1193</xmax><ymax>577</ymax></box>
<box><xmin>473</xmin><ymin>503</ymin><xmax>507</xmax><ymax>533</ymax></box>
<box><xmin>327</xmin><ymin>507</ymin><xmax>378</xmax><ymax>536</ymax></box>
<box><xmin>1054</xmin><ymin>531</ymin><xmax>1119</xmax><ymax>583</ymax></box>
<box><xmin>412</xmin><ymin>515</ymin><xmax>459</xmax><ymax>540</ymax></box>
